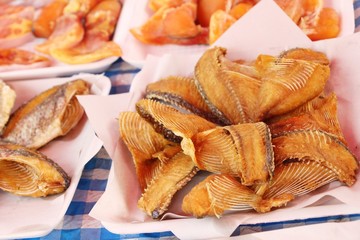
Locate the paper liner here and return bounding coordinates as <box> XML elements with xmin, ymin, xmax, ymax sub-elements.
<box><xmin>0</xmin><ymin>73</ymin><xmax>111</xmax><ymax>239</ymax></box>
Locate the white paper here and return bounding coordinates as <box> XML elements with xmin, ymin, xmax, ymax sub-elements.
<box><xmin>118</xmin><ymin>0</ymin><xmax>354</xmax><ymax>68</ymax></box>
<box><xmin>0</xmin><ymin>73</ymin><xmax>111</xmax><ymax>239</ymax></box>
<box><xmin>86</xmin><ymin>0</ymin><xmax>360</xmax><ymax>239</ymax></box>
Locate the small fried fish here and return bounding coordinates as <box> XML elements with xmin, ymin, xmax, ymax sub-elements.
<box><xmin>2</xmin><ymin>79</ymin><xmax>89</xmax><ymax>149</ymax></box>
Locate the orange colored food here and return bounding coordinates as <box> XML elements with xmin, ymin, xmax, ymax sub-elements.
<box><xmin>302</xmin><ymin>0</ymin><xmax>323</xmax><ymax>13</ymax></box>
<box><xmin>197</xmin><ymin>0</ymin><xmax>233</xmax><ymax>27</ymax></box>
<box><xmin>131</xmin><ymin>3</ymin><xmax>208</xmax><ymax>45</ymax></box>
<box><xmin>35</xmin><ymin>14</ymin><xmax>85</xmax><ymax>54</ymax></box>
<box><xmin>209</xmin><ymin>10</ymin><xmax>236</xmax><ymax>45</ymax></box>
<box><xmin>163</xmin><ymin>2</ymin><xmax>199</xmax><ymax>38</ymax></box>
<box><xmin>0</xmin><ymin>48</ymin><xmax>50</xmax><ymax>66</ymax></box>
<box><xmin>229</xmin><ymin>2</ymin><xmax>253</xmax><ymax>19</ymax></box>
<box><xmin>148</xmin><ymin>0</ymin><xmax>184</xmax><ymax>12</ymax></box>
<box><xmin>274</xmin><ymin>0</ymin><xmax>303</xmax><ymax>23</ymax></box>
<box><xmin>63</xmin><ymin>0</ymin><xmax>102</xmax><ymax>17</ymax></box>
<box><xmin>33</xmin><ymin>0</ymin><xmax>68</xmax><ymax>38</ymax></box>
<box><xmin>301</xmin><ymin>7</ymin><xmax>340</xmax><ymax>41</ymax></box>
<box><xmin>85</xmin><ymin>0</ymin><xmax>122</xmax><ymax>39</ymax></box>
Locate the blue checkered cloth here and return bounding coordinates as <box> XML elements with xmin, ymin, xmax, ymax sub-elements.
<box><xmin>18</xmin><ymin>3</ymin><xmax>360</xmax><ymax>239</ymax></box>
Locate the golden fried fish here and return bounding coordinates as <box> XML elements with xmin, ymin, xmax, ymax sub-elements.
<box><xmin>0</xmin><ymin>80</ymin><xmax>16</xmax><ymax>133</ymax></box>
<box><xmin>2</xmin><ymin>79</ymin><xmax>89</xmax><ymax>149</ymax></box>
<box><xmin>263</xmin><ymin>160</ymin><xmax>338</xmax><ymax>199</ymax></box>
<box><xmin>181</xmin><ymin>122</ymin><xmax>274</xmax><ymax>185</ymax></box>
<box><xmin>182</xmin><ymin>174</ymin><xmax>294</xmax><ymax>218</ymax></box>
<box><xmin>138</xmin><ymin>152</ymin><xmax>198</xmax><ymax>219</ymax></box>
<box><xmin>269</xmin><ymin>92</ymin><xmax>345</xmax><ymax>142</ymax></box>
<box><xmin>136</xmin><ymin>99</ymin><xmax>216</xmax><ymax>143</ymax></box>
<box><xmin>278</xmin><ymin>48</ymin><xmax>330</xmax><ymax>65</ymax></box>
<box><xmin>254</xmin><ymin>52</ymin><xmax>330</xmax><ymax>120</ymax></box>
<box><xmin>145</xmin><ymin>76</ymin><xmax>223</xmax><ymax>125</ymax></box>
<box><xmin>120</xmin><ymin>111</ymin><xmax>198</xmax><ymax>218</ymax></box>
<box><xmin>272</xmin><ymin>130</ymin><xmax>358</xmax><ymax>186</ymax></box>
<box><xmin>119</xmin><ymin>111</ymin><xmax>181</xmax><ymax>191</ymax></box>
<box><xmin>194</xmin><ymin>47</ymin><xmax>262</xmax><ymax>125</ymax></box>
<box><xmin>0</xmin><ymin>142</ymin><xmax>70</xmax><ymax>197</ymax></box>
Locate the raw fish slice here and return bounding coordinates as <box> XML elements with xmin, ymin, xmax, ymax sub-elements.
<box><xmin>145</xmin><ymin>76</ymin><xmax>223</xmax><ymax>125</ymax></box>
<box><xmin>194</xmin><ymin>47</ymin><xmax>262</xmax><ymax>124</ymax></box>
<box><xmin>255</xmin><ymin>53</ymin><xmax>330</xmax><ymax>120</ymax></box>
<box><xmin>0</xmin><ymin>80</ymin><xmax>15</xmax><ymax>133</ymax></box>
<box><xmin>138</xmin><ymin>152</ymin><xmax>198</xmax><ymax>219</ymax></box>
<box><xmin>119</xmin><ymin>111</ymin><xmax>181</xmax><ymax>191</ymax></box>
<box><xmin>2</xmin><ymin>79</ymin><xmax>89</xmax><ymax>150</ymax></box>
<box><xmin>181</xmin><ymin>122</ymin><xmax>274</xmax><ymax>185</ymax></box>
<box><xmin>272</xmin><ymin>130</ymin><xmax>358</xmax><ymax>186</ymax></box>
<box><xmin>0</xmin><ymin>142</ymin><xmax>70</xmax><ymax>197</ymax></box>
<box><xmin>264</xmin><ymin>160</ymin><xmax>337</xmax><ymax>199</ymax></box>
<box><xmin>136</xmin><ymin>99</ymin><xmax>216</xmax><ymax>143</ymax></box>
<box><xmin>182</xmin><ymin>174</ymin><xmax>293</xmax><ymax>218</ymax></box>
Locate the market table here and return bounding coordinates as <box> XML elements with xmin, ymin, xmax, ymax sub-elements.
<box><xmin>17</xmin><ymin>2</ymin><xmax>360</xmax><ymax>239</ymax></box>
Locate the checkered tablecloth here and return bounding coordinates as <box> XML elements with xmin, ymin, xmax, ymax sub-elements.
<box><xmin>18</xmin><ymin>2</ymin><xmax>360</xmax><ymax>239</ymax></box>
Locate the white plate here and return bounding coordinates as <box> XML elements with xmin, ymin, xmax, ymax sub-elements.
<box><xmin>118</xmin><ymin>0</ymin><xmax>354</xmax><ymax>68</ymax></box>
<box><xmin>0</xmin><ymin>73</ymin><xmax>111</xmax><ymax>239</ymax></box>
<box><xmin>0</xmin><ymin>1</ymin><xmax>125</xmax><ymax>81</ymax></box>
<box><xmin>86</xmin><ymin>1</ymin><xmax>360</xmax><ymax>239</ymax></box>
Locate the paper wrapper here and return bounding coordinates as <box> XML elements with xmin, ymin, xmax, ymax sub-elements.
<box><xmin>117</xmin><ymin>0</ymin><xmax>354</xmax><ymax>68</ymax></box>
<box><xmin>83</xmin><ymin>0</ymin><xmax>360</xmax><ymax>239</ymax></box>
<box><xmin>0</xmin><ymin>73</ymin><xmax>111</xmax><ymax>240</ymax></box>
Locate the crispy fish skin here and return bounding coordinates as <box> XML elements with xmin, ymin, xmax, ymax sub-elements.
<box><xmin>255</xmin><ymin>54</ymin><xmax>330</xmax><ymax>120</ymax></box>
<box><xmin>138</xmin><ymin>152</ymin><xmax>198</xmax><ymax>219</ymax></box>
<box><xmin>181</xmin><ymin>122</ymin><xmax>274</xmax><ymax>186</ymax></box>
<box><xmin>194</xmin><ymin>47</ymin><xmax>262</xmax><ymax>125</ymax></box>
<box><xmin>2</xmin><ymin>79</ymin><xmax>89</xmax><ymax>149</ymax></box>
<box><xmin>0</xmin><ymin>142</ymin><xmax>70</xmax><ymax>197</ymax></box>
<box><xmin>0</xmin><ymin>80</ymin><xmax>16</xmax><ymax>133</ymax></box>
<box><xmin>145</xmin><ymin>76</ymin><xmax>224</xmax><ymax>125</ymax></box>
<box><xmin>268</xmin><ymin>93</ymin><xmax>345</xmax><ymax>142</ymax></box>
<box><xmin>119</xmin><ymin>111</ymin><xmax>181</xmax><ymax>191</ymax></box>
<box><xmin>136</xmin><ymin>99</ymin><xmax>216</xmax><ymax>143</ymax></box>
<box><xmin>182</xmin><ymin>174</ymin><xmax>294</xmax><ymax>218</ymax></box>
<box><xmin>264</xmin><ymin>160</ymin><xmax>338</xmax><ymax>199</ymax></box>
<box><xmin>272</xmin><ymin>130</ymin><xmax>358</xmax><ymax>186</ymax></box>
<box><xmin>278</xmin><ymin>48</ymin><xmax>330</xmax><ymax>65</ymax></box>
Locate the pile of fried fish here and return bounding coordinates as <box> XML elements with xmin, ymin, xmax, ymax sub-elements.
<box><xmin>119</xmin><ymin>47</ymin><xmax>359</xmax><ymax>219</ymax></box>
<box><xmin>0</xmin><ymin>79</ymin><xmax>90</xmax><ymax>198</ymax></box>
